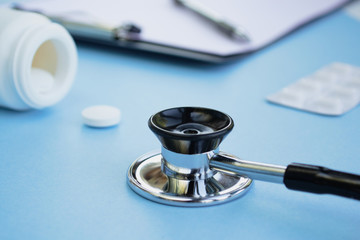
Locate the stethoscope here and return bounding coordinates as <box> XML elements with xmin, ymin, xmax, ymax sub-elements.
<box><xmin>128</xmin><ymin>107</ymin><xmax>360</xmax><ymax>207</ymax></box>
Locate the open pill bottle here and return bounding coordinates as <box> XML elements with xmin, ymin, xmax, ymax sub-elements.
<box><xmin>0</xmin><ymin>8</ymin><xmax>77</xmax><ymax>110</ymax></box>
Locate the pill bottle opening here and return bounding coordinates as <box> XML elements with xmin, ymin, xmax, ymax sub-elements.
<box><xmin>11</xmin><ymin>19</ymin><xmax>77</xmax><ymax>110</ymax></box>
<box><xmin>30</xmin><ymin>40</ymin><xmax>57</xmax><ymax>94</ymax></box>
<box><xmin>22</xmin><ymin>26</ymin><xmax>77</xmax><ymax>109</ymax></box>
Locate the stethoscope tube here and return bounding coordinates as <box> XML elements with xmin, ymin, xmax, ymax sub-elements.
<box><xmin>211</xmin><ymin>153</ymin><xmax>360</xmax><ymax>200</ymax></box>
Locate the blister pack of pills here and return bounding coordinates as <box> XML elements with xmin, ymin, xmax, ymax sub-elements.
<box><xmin>266</xmin><ymin>62</ymin><xmax>360</xmax><ymax>116</ymax></box>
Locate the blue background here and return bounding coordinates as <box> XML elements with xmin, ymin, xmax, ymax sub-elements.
<box><xmin>1</xmin><ymin>1</ymin><xmax>360</xmax><ymax>239</ymax></box>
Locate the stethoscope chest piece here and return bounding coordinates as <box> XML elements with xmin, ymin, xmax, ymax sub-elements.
<box><xmin>127</xmin><ymin>107</ymin><xmax>252</xmax><ymax>207</ymax></box>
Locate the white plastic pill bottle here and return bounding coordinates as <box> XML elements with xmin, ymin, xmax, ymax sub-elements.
<box><xmin>0</xmin><ymin>8</ymin><xmax>77</xmax><ymax>110</ymax></box>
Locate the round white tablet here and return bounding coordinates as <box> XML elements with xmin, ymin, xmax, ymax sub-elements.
<box><xmin>82</xmin><ymin>105</ymin><xmax>121</xmax><ymax>128</ymax></box>
<box><xmin>31</xmin><ymin>68</ymin><xmax>55</xmax><ymax>93</ymax></box>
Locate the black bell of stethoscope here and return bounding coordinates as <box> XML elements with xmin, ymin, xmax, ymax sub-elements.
<box><xmin>128</xmin><ymin>107</ymin><xmax>360</xmax><ymax>207</ymax></box>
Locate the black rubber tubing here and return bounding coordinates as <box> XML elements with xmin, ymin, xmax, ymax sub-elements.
<box><xmin>284</xmin><ymin>163</ymin><xmax>360</xmax><ymax>200</ymax></box>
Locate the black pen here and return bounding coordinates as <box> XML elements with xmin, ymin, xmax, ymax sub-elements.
<box><xmin>174</xmin><ymin>0</ymin><xmax>250</xmax><ymax>42</ymax></box>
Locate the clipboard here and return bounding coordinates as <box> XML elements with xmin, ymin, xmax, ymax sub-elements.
<box><xmin>12</xmin><ymin>0</ymin><xmax>349</xmax><ymax>63</ymax></box>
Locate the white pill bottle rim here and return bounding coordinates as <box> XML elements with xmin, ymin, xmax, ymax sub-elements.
<box><xmin>0</xmin><ymin>9</ymin><xmax>77</xmax><ymax>110</ymax></box>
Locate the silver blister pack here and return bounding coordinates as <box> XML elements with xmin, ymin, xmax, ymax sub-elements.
<box><xmin>267</xmin><ymin>62</ymin><xmax>360</xmax><ymax>115</ymax></box>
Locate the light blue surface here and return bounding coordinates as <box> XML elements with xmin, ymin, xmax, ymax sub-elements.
<box><xmin>1</xmin><ymin>3</ymin><xmax>360</xmax><ymax>240</ymax></box>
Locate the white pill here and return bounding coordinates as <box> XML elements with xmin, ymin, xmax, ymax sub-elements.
<box><xmin>82</xmin><ymin>105</ymin><xmax>121</xmax><ymax>128</ymax></box>
<box><xmin>31</xmin><ymin>68</ymin><xmax>54</xmax><ymax>93</ymax></box>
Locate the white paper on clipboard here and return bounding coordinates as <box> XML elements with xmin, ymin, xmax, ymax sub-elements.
<box><xmin>11</xmin><ymin>0</ymin><xmax>349</xmax><ymax>62</ymax></box>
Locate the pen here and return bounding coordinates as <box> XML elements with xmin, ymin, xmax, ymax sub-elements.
<box><xmin>174</xmin><ymin>0</ymin><xmax>250</xmax><ymax>42</ymax></box>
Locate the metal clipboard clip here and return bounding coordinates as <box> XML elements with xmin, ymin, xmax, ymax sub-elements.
<box><xmin>12</xmin><ymin>4</ymin><xmax>142</xmax><ymax>43</ymax></box>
